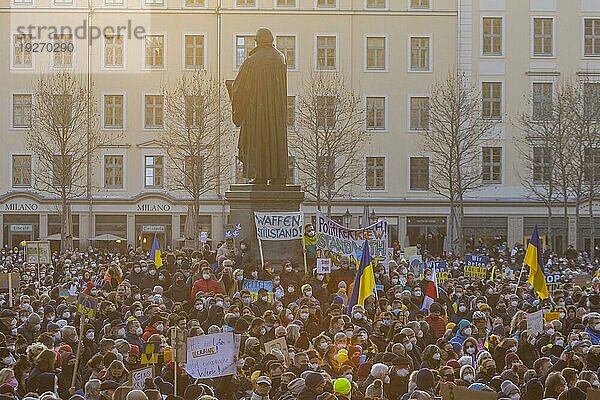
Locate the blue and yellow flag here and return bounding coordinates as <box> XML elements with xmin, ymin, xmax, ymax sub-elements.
<box><xmin>150</xmin><ymin>233</ymin><xmax>163</xmax><ymax>268</ymax></box>
<box><xmin>347</xmin><ymin>240</ymin><xmax>376</xmax><ymax>313</ymax></box>
<box><xmin>523</xmin><ymin>225</ymin><xmax>548</xmax><ymax>299</ymax></box>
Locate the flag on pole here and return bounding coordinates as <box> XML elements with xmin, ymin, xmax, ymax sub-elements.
<box><xmin>150</xmin><ymin>233</ymin><xmax>163</xmax><ymax>268</ymax></box>
<box><xmin>421</xmin><ymin>265</ymin><xmax>439</xmax><ymax>311</ymax></box>
<box><xmin>523</xmin><ymin>225</ymin><xmax>548</xmax><ymax>300</ymax></box>
<box><xmin>347</xmin><ymin>240</ymin><xmax>376</xmax><ymax>313</ymax></box>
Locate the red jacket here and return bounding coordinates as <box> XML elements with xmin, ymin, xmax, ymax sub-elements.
<box><xmin>191</xmin><ymin>278</ymin><xmax>223</xmax><ymax>298</ymax></box>
<box><xmin>425</xmin><ymin>314</ymin><xmax>448</xmax><ymax>339</ymax></box>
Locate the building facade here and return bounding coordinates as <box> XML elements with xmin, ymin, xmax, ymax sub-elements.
<box><xmin>0</xmin><ymin>0</ymin><xmax>596</xmax><ymax>253</ymax></box>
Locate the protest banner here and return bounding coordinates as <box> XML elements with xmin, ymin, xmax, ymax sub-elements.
<box><xmin>129</xmin><ymin>366</ymin><xmax>154</xmax><ymax>390</ymax></box>
<box><xmin>264</xmin><ymin>337</ymin><xmax>290</xmax><ymax>364</ymax></box>
<box><xmin>315</xmin><ymin>211</ymin><xmax>388</xmax><ymax>269</ymax></box>
<box><xmin>254</xmin><ymin>212</ymin><xmax>304</xmax><ymax>241</ymax></box>
<box><xmin>243</xmin><ymin>280</ymin><xmax>274</xmax><ymax>302</ymax></box>
<box><xmin>185</xmin><ymin>332</ymin><xmax>236</xmax><ymax>379</ymax></box>
<box><xmin>546</xmin><ymin>274</ymin><xmax>561</xmax><ymax>292</ymax></box>
<box><xmin>441</xmin><ymin>383</ymin><xmax>496</xmax><ymax>400</ymax></box>
<box><xmin>464</xmin><ymin>265</ymin><xmax>487</xmax><ymax>279</ymax></box>
<box><xmin>465</xmin><ymin>255</ymin><xmax>489</xmax><ymax>267</ymax></box>
<box><xmin>527</xmin><ymin>310</ymin><xmax>544</xmax><ymax>336</ymax></box>
<box><xmin>544</xmin><ymin>312</ymin><xmax>561</xmax><ymax>322</ymax></box>
<box><xmin>77</xmin><ymin>293</ymin><xmax>97</xmax><ymax>318</ymax></box>
<box><xmin>408</xmin><ymin>255</ymin><xmax>423</xmax><ymax>275</ymax></box>
<box><xmin>25</xmin><ymin>241</ymin><xmax>51</xmax><ymax>264</ymax></box>
<box><xmin>416</xmin><ymin>261</ymin><xmax>448</xmax><ymax>282</ymax></box>
<box><xmin>404</xmin><ymin>246</ymin><xmax>418</xmax><ymax>257</ymax></box>
<box><xmin>573</xmin><ymin>274</ymin><xmax>593</xmax><ymax>287</ymax></box>
<box><xmin>316</xmin><ymin>258</ymin><xmax>331</xmax><ymax>274</ymax></box>
<box><xmin>141</xmin><ymin>342</ymin><xmax>160</xmax><ymax>364</ymax></box>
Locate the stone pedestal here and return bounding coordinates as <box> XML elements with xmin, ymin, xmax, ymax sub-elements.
<box><xmin>225</xmin><ymin>184</ymin><xmax>305</xmax><ymax>268</ymax></box>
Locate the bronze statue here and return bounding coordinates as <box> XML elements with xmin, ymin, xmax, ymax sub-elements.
<box><xmin>230</xmin><ymin>27</ymin><xmax>288</xmax><ymax>185</ymax></box>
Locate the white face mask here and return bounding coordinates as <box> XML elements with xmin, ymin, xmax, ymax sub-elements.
<box><xmin>432</xmin><ymin>353</ymin><xmax>441</xmax><ymax>360</ymax></box>
<box><xmin>86</xmin><ymin>332</ymin><xmax>95</xmax><ymax>340</ymax></box>
<box><xmin>344</xmin><ymin>374</ymin><xmax>353</xmax><ymax>382</ymax></box>
<box><xmin>156</xmin><ymin>323</ymin><xmax>164</xmax><ymax>332</ymax></box>
<box><xmin>595</xmin><ymin>323</ymin><xmax>600</xmax><ymax>331</ymax></box>
<box><xmin>463</xmin><ymin>374</ymin><xmax>474</xmax><ymax>382</ymax></box>
<box><xmin>404</xmin><ymin>342</ymin><xmax>413</xmax><ymax>352</ymax></box>
<box><xmin>136</xmin><ymin>327</ymin><xmax>143</xmax><ymax>336</ymax></box>
<box><xmin>511</xmin><ymin>395</ymin><xmax>520</xmax><ymax>400</ymax></box>
<box><xmin>397</xmin><ymin>368</ymin><xmax>409</xmax><ymax>377</ymax></box>
<box><xmin>459</xmin><ymin>306</ymin><xmax>467</xmax><ymax>313</ymax></box>
<box><xmin>510</xmin><ymin>346</ymin><xmax>517</xmax><ymax>353</ymax></box>
<box><xmin>202</xmin><ymin>273</ymin><xmax>211</xmax><ymax>280</ymax></box>
<box><xmin>305</xmin><ymin>291</ymin><xmax>313</xmax><ymax>297</ymax></box>
<box><xmin>319</xmin><ymin>342</ymin><xmax>328</xmax><ymax>350</ymax></box>
<box><xmin>463</xmin><ymin>328</ymin><xmax>472</xmax><ymax>336</ymax></box>
<box><xmin>466</xmin><ymin>347</ymin><xmax>476</xmax><ymax>355</ymax></box>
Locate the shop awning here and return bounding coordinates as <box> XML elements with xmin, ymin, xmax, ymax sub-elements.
<box><xmin>41</xmin><ymin>233</ymin><xmax>80</xmax><ymax>241</ymax></box>
<box><xmin>91</xmin><ymin>233</ymin><xmax>126</xmax><ymax>241</ymax></box>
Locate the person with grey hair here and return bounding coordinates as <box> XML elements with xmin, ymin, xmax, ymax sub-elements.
<box><xmin>84</xmin><ymin>379</ymin><xmax>101</xmax><ymax>400</ymax></box>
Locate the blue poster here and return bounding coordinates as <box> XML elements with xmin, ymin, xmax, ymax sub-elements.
<box><xmin>465</xmin><ymin>255</ymin><xmax>489</xmax><ymax>267</ymax></box>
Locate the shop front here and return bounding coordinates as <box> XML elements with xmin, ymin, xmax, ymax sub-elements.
<box><xmin>94</xmin><ymin>214</ymin><xmax>128</xmax><ymax>252</ymax></box>
<box><xmin>135</xmin><ymin>215</ymin><xmax>172</xmax><ymax>252</ymax></box>
<box><xmin>524</xmin><ymin>217</ymin><xmax>567</xmax><ymax>255</ymax></box>
<box><xmin>463</xmin><ymin>216</ymin><xmax>508</xmax><ymax>255</ymax></box>
<box><xmin>406</xmin><ymin>216</ymin><xmax>447</xmax><ymax>256</ymax></box>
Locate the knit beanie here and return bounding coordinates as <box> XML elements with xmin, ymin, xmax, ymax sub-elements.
<box><xmin>365</xmin><ymin>379</ymin><xmax>384</xmax><ymax>398</ymax></box>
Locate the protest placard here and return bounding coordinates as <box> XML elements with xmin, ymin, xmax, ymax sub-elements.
<box><xmin>77</xmin><ymin>293</ymin><xmax>97</xmax><ymax>318</ymax></box>
<box><xmin>315</xmin><ymin>211</ymin><xmax>388</xmax><ymax>269</ymax></box>
<box><xmin>408</xmin><ymin>255</ymin><xmax>422</xmax><ymax>274</ymax></box>
<box><xmin>440</xmin><ymin>383</ymin><xmax>496</xmax><ymax>400</ymax></box>
<box><xmin>573</xmin><ymin>274</ymin><xmax>593</xmax><ymax>287</ymax></box>
<box><xmin>0</xmin><ymin>273</ymin><xmax>20</xmax><ymax>291</ymax></box>
<box><xmin>464</xmin><ymin>265</ymin><xmax>487</xmax><ymax>279</ymax></box>
<box><xmin>546</xmin><ymin>274</ymin><xmax>561</xmax><ymax>292</ymax></box>
<box><xmin>465</xmin><ymin>255</ymin><xmax>489</xmax><ymax>267</ymax></box>
<box><xmin>141</xmin><ymin>342</ymin><xmax>159</xmax><ymax>364</ymax></box>
<box><xmin>404</xmin><ymin>246</ymin><xmax>418</xmax><ymax>257</ymax></box>
<box><xmin>243</xmin><ymin>280</ymin><xmax>274</xmax><ymax>302</ymax></box>
<box><xmin>264</xmin><ymin>337</ymin><xmax>290</xmax><ymax>364</ymax></box>
<box><xmin>544</xmin><ymin>312</ymin><xmax>561</xmax><ymax>322</ymax></box>
<box><xmin>129</xmin><ymin>366</ymin><xmax>153</xmax><ymax>390</ymax></box>
<box><xmin>185</xmin><ymin>333</ymin><xmax>236</xmax><ymax>379</ymax></box>
<box><xmin>316</xmin><ymin>258</ymin><xmax>331</xmax><ymax>274</ymax></box>
<box><xmin>254</xmin><ymin>212</ymin><xmax>303</xmax><ymax>241</ymax></box>
<box><xmin>527</xmin><ymin>310</ymin><xmax>544</xmax><ymax>336</ymax></box>
<box><xmin>26</xmin><ymin>241</ymin><xmax>51</xmax><ymax>264</ymax></box>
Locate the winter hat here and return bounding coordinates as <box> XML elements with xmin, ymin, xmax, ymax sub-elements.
<box><xmin>501</xmin><ymin>380</ymin><xmax>519</xmax><ymax>396</ymax></box>
<box><xmin>430</xmin><ymin>303</ymin><xmax>442</xmax><ymax>314</ymax></box>
<box><xmin>458</xmin><ymin>356</ymin><xmax>473</xmax><ymax>366</ymax></box>
<box><xmin>365</xmin><ymin>379</ymin><xmax>384</xmax><ymax>398</ymax></box>
<box><xmin>304</xmin><ymin>372</ymin><xmax>324</xmax><ymax>388</ymax></box>
<box><xmin>446</xmin><ymin>359</ymin><xmax>460</xmax><ymax>369</ymax></box>
<box><xmin>295</xmin><ymin>331</ymin><xmax>310</xmax><ymax>350</ymax></box>
<box><xmin>476</xmin><ymin>350</ymin><xmax>492</xmax><ymax>365</ymax></box>
<box><xmin>457</xmin><ymin>319</ymin><xmax>471</xmax><ymax>333</ymax></box>
<box><xmin>468</xmin><ymin>383</ymin><xmax>492</xmax><ymax>391</ymax></box>
<box><xmin>416</xmin><ymin>368</ymin><xmax>435</xmax><ymax>390</ymax></box>
<box><xmin>287</xmin><ymin>378</ymin><xmax>305</xmax><ymax>395</ymax></box>
<box><xmin>370</xmin><ymin>363</ymin><xmax>389</xmax><ymax>379</ymax></box>
<box><xmin>333</xmin><ymin>378</ymin><xmax>351</xmax><ymax>395</ymax></box>
<box><xmin>126</xmin><ymin>390</ymin><xmax>149</xmax><ymax>400</ymax></box>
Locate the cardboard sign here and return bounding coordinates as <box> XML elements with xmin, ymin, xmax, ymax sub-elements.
<box><xmin>441</xmin><ymin>383</ymin><xmax>496</xmax><ymax>400</ymax></box>
<box><xmin>26</xmin><ymin>241</ymin><xmax>51</xmax><ymax>264</ymax></box>
<box><xmin>77</xmin><ymin>293</ymin><xmax>97</xmax><ymax>318</ymax></box>
<box><xmin>141</xmin><ymin>342</ymin><xmax>159</xmax><ymax>364</ymax></box>
<box><xmin>0</xmin><ymin>273</ymin><xmax>20</xmax><ymax>290</ymax></box>
<box><xmin>254</xmin><ymin>212</ymin><xmax>304</xmax><ymax>241</ymax></box>
<box><xmin>264</xmin><ymin>337</ymin><xmax>290</xmax><ymax>365</ymax></box>
<box><xmin>527</xmin><ymin>310</ymin><xmax>544</xmax><ymax>336</ymax></box>
<box><xmin>404</xmin><ymin>246</ymin><xmax>418</xmax><ymax>257</ymax></box>
<box><xmin>408</xmin><ymin>255</ymin><xmax>423</xmax><ymax>274</ymax></box>
<box><xmin>129</xmin><ymin>365</ymin><xmax>153</xmax><ymax>390</ymax></box>
<box><xmin>243</xmin><ymin>280</ymin><xmax>274</xmax><ymax>302</ymax></box>
<box><xmin>573</xmin><ymin>274</ymin><xmax>593</xmax><ymax>287</ymax></box>
<box><xmin>184</xmin><ymin>333</ymin><xmax>236</xmax><ymax>379</ymax></box>
<box><xmin>316</xmin><ymin>258</ymin><xmax>331</xmax><ymax>274</ymax></box>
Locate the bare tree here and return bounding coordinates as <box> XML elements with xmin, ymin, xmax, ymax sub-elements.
<box><xmin>27</xmin><ymin>71</ymin><xmax>113</xmax><ymax>251</ymax></box>
<box><xmin>160</xmin><ymin>70</ymin><xmax>232</xmax><ymax>249</ymax></box>
<box><xmin>291</xmin><ymin>71</ymin><xmax>369</xmax><ymax>216</ymax></box>
<box><xmin>420</xmin><ymin>70</ymin><xmax>497</xmax><ymax>255</ymax></box>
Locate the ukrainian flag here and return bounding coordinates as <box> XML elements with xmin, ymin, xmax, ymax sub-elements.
<box><xmin>523</xmin><ymin>225</ymin><xmax>548</xmax><ymax>300</ymax></box>
<box><xmin>150</xmin><ymin>233</ymin><xmax>163</xmax><ymax>268</ymax></box>
<box><xmin>347</xmin><ymin>240</ymin><xmax>376</xmax><ymax>312</ymax></box>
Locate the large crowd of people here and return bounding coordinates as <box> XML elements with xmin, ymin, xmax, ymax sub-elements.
<box><xmin>0</xmin><ymin>235</ymin><xmax>598</xmax><ymax>400</ymax></box>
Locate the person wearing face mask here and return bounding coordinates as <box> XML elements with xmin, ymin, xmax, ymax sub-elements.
<box><xmin>80</xmin><ymin>325</ymin><xmax>99</xmax><ymax>366</ymax></box>
<box><xmin>420</xmin><ymin>344</ymin><xmax>443</xmax><ymax>370</ymax></box>
<box><xmin>16</xmin><ymin>312</ymin><xmax>41</xmax><ymax>344</ymax></box>
<box><xmin>584</xmin><ymin>312</ymin><xmax>600</xmax><ymax>345</ymax></box>
<box><xmin>127</xmin><ymin>263</ymin><xmax>144</xmax><ymax>288</ymax></box>
<box><xmin>307</xmin><ymin>271</ymin><xmax>329</xmax><ymax>307</ymax></box>
<box><xmin>252</xmin><ymin>288</ymin><xmax>273</xmax><ymax>316</ymax></box>
<box><xmin>191</xmin><ymin>267</ymin><xmax>223</xmax><ymax>298</ymax></box>
<box><xmin>142</xmin><ymin>315</ymin><xmax>166</xmax><ymax>341</ymax></box>
<box><xmin>457</xmin><ymin>365</ymin><xmax>476</xmax><ymax>387</ymax></box>
<box><xmin>165</xmin><ymin>272</ymin><xmax>189</xmax><ymax>303</ymax></box>
<box><xmin>296</xmin><ymin>285</ymin><xmax>319</xmax><ymax>307</ymax></box>
<box><xmin>280</xmin><ymin>281</ymin><xmax>300</xmax><ymax>307</ymax></box>
<box><xmin>125</xmin><ymin>319</ymin><xmax>145</xmax><ymax>349</ymax></box>
<box><xmin>449</xmin><ymin>319</ymin><xmax>473</xmax><ymax>354</ymax></box>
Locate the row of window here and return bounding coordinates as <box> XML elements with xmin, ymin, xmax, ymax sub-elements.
<box><xmin>11</xmin><ymin>0</ymin><xmax>429</xmax><ymax>9</ymax></box>
<box><xmin>5</xmin><ymin>147</ymin><xmax>533</xmax><ymax>192</ymax></box>
<box><xmin>481</xmin><ymin>17</ymin><xmax>600</xmax><ymax>58</ymax></box>
<box><xmin>12</xmin><ymin>33</ymin><xmax>432</xmax><ymax>72</ymax></box>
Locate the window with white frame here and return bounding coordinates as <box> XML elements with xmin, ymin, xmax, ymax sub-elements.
<box><xmin>276</xmin><ymin>36</ymin><xmax>296</xmax><ymax>70</ymax></box>
<box><xmin>144</xmin><ymin>155</ymin><xmax>164</xmax><ymax>188</ymax></box>
<box><xmin>104</xmin><ymin>155</ymin><xmax>123</xmax><ymax>189</ymax></box>
<box><xmin>366</xmin><ymin>97</ymin><xmax>386</xmax><ymax>130</ymax></box>
<box><xmin>54</xmin><ymin>0</ymin><xmax>72</xmax><ymax>5</ymax></box>
<box><xmin>13</xmin><ymin>0</ymin><xmax>33</xmax><ymax>4</ymax></box>
<box><xmin>410</xmin><ymin>96</ymin><xmax>429</xmax><ymax>130</ymax></box>
<box><xmin>52</xmin><ymin>155</ymin><xmax>72</xmax><ymax>186</ymax></box>
<box><xmin>184</xmin><ymin>34</ymin><xmax>205</xmax><ymax>69</ymax></box>
<box><xmin>410</xmin><ymin>37</ymin><xmax>430</xmax><ymax>71</ymax></box>
<box><xmin>317</xmin><ymin>96</ymin><xmax>336</xmax><ymax>128</ymax></box>
<box><xmin>533</xmin><ymin>18</ymin><xmax>553</xmax><ymax>56</ymax></box>
<box><xmin>236</xmin><ymin>35</ymin><xmax>255</xmax><ymax>68</ymax></box>
<box><xmin>482</xmin><ymin>147</ymin><xmax>502</xmax><ymax>183</ymax></box>
<box><xmin>532</xmin><ymin>82</ymin><xmax>553</xmax><ymax>121</ymax></box>
<box><xmin>366</xmin><ymin>156</ymin><xmax>385</xmax><ymax>190</ymax></box>
<box><xmin>145</xmin><ymin>0</ymin><xmax>164</xmax><ymax>5</ymax></box>
<box><xmin>276</xmin><ymin>0</ymin><xmax>295</xmax><ymax>5</ymax></box>
<box><xmin>366</xmin><ymin>0</ymin><xmax>385</xmax><ymax>8</ymax></box>
<box><xmin>236</xmin><ymin>0</ymin><xmax>255</xmax><ymax>6</ymax></box>
<box><xmin>185</xmin><ymin>95</ymin><xmax>204</xmax><ymax>128</ymax></box>
<box><xmin>104</xmin><ymin>95</ymin><xmax>124</xmax><ymax>129</ymax></box>
<box><xmin>145</xmin><ymin>35</ymin><xmax>164</xmax><ymax>68</ymax></box>
<box><xmin>185</xmin><ymin>0</ymin><xmax>204</xmax><ymax>5</ymax></box>
<box><xmin>53</xmin><ymin>34</ymin><xmax>73</xmax><ymax>67</ymax></box>
<box><xmin>410</xmin><ymin>0</ymin><xmax>429</xmax><ymax>8</ymax></box>
<box><xmin>12</xmin><ymin>94</ymin><xmax>32</xmax><ymax>128</ymax></box>
<box><xmin>585</xmin><ymin>19</ymin><xmax>600</xmax><ymax>56</ymax></box>
<box><xmin>482</xmin><ymin>82</ymin><xmax>502</xmax><ymax>120</ymax></box>
<box><xmin>316</xmin><ymin>35</ymin><xmax>337</xmax><ymax>70</ymax></box>
<box><xmin>482</xmin><ymin>17</ymin><xmax>502</xmax><ymax>56</ymax></box>
<box><xmin>287</xmin><ymin>96</ymin><xmax>296</xmax><ymax>127</ymax></box>
<box><xmin>409</xmin><ymin>157</ymin><xmax>429</xmax><ymax>190</ymax></box>
<box><xmin>317</xmin><ymin>0</ymin><xmax>335</xmax><ymax>7</ymax></box>
<box><xmin>105</xmin><ymin>0</ymin><xmax>124</xmax><ymax>5</ymax></box>
<box><xmin>144</xmin><ymin>95</ymin><xmax>163</xmax><ymax>128</ymax></box>
<box><xmin>366</xmin><ymin>36</ymin><xmax>386</xmax><ymax>70</ymax></box>
<box><xmin>104</xmin><ymin>34</ymin><xmax>124</xmax><ymax>67</ymax></box>
<box><xmin>584</xmin><ymin>82</ymin><xmax>600</xmax><ymax>120</ymax></box>
<box><xmin>13</xmin><ymin>34</ymin><xmax>32</xmax><ymax>68</ymax></box>
<box><xmin>532</xmin><ymin>147</ymin><xmax>551</xmax><ymax>184</ymax></box>
<box><xmin>12</xmin><ymin>155</ymin><xmax>31</xmax><ymax>188</ymax></box>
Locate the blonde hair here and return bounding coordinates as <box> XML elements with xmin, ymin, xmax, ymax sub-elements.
<box><xmin>0</xmin><ymin>368</ymin><xmax>14</xmax><ymax>385</ymax></box>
